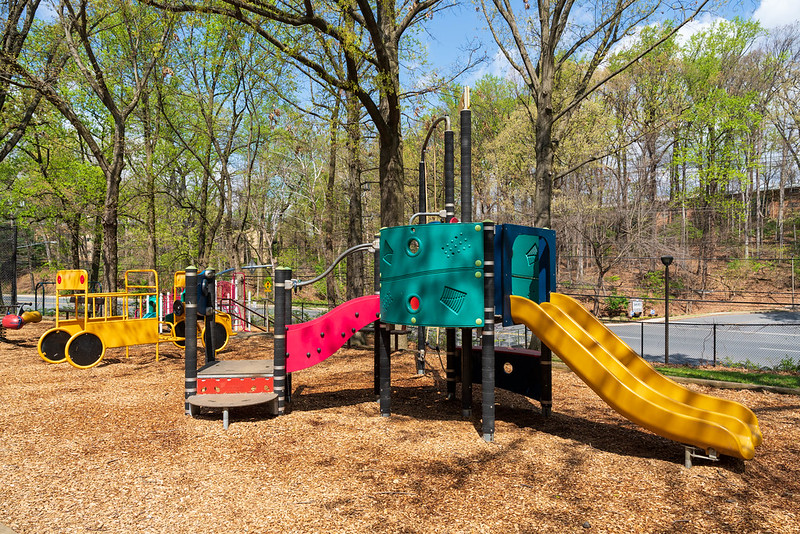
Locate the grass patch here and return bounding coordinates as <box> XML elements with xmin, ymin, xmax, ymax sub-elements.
<box><xmin>654</xmin><ymin>365</ymin><xmax>800</xmax><ymax>390</ymax></box>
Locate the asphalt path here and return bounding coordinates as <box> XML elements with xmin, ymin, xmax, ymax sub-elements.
<box><xmin>608</xmin><ymin>310</ymin><xmax>800</xmax><ymax>368</ymax></box>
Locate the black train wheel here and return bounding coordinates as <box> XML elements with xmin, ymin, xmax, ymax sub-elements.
<box><xmin>38</xmin><ymin>328</ymin><xmax>72</xmax><ymax>364</ymax></box>
<box><xmin>66</xmin><ymin>332</ymin><xmax>106</xmax><ymax>369</ymax></box>
<box><xmin>200</xmin><ymin>320</ymin><xmax>229</xmax><ymax>353</ymax></box>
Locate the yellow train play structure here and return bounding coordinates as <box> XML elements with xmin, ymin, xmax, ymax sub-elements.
<box><xmin>37</xmin><ymin>269</ymin><xmax>231</xmax><ymax>369</ymax></box>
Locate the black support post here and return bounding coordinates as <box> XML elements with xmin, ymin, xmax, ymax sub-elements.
<box><xmin>203</xmin><ymin>268</ymin><xmax>216</xmax><ymax>364</ymax></box>
<box><xmin>444</xmin><ymin>129</ymin><xmax>455</xmax><ymax>221</ymax></box>
<box><xmin>460</xmin><ymin>99</ymin><xmax>473</xmax><ymax>419</ymax></box>
<box><xmin>374</xmin><ymin>238</ymin><xmax>381</xmax><ymax>396</ymax></box>
<box><xmin>375</xmin><ymin>226</ymin><xmax>390</xmax><ymax>416</ymax></box>
<box><xmin>461</xmin><ymin>331</ymin><xmax>472</xmax><ymax>418</ymax></box>
<box><xmin>446</xmin><ymin>329</ymin><xmax>457</xmax><ymax>399</ymax></box>
<box><xmin>481</xmin><ymin>222</ymin><xmax>496</xmax><ymax>442</ymax></box>
<box><xmin>379</xmin><ymin>320</ymin><xmax>392</xmax><ymax>417</ymax></box>
<box><xmin>540</xmin><ymin>345</ymin><xmax>552</xmax><ymax>417</ymax></box>
<box><xmin>417</xmin><ymin>157</ymin><xmax>427</xmax><ymax>375</ymax></box>
<box><xmin>444</xmin><ymin>127</ymin><xmax>457</xmax><ymax>400</ymax></box>
<box><xmin>184</xmin><ymin>267</ymin><xmax>198</xmax><ymax>415</ymax></box>
<box><xmin>460</xmin><ymin>108</ymin><xmax>472</xmax><ymax>225</ymax></box>
<box><xmin>274</xmin><ymin>267</ymin><xmax>291</xmax><ymax>415</ymax></box>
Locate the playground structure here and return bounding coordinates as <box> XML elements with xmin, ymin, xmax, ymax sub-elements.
<box><xmin>166</xmin><ymin>270</ymin><xmax>233</xmax><ymax>353</ymax></box>
<box><xmin>36</xmin><ymin>269</ymin><xmax>185</xmax><ymax>368</ymax></box>
<box><xmin>182</xmin><ymin>92</ymin><xmax>761</xmax><ymax>466</ymax></box>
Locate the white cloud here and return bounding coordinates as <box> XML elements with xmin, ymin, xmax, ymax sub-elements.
<box><xmin>675</xmin><ymin>13</ymin><xmax>726</xmax><ymax>47</ymax></box>
<box><xmin>464</xmin><ymin>48</ymin><xmax>517</xmax><ymax>86</ymax></box>
<box><xmin>752</xmin><ymin>0</ymin><xmax>800</xmax><ymax>29</ymax></box>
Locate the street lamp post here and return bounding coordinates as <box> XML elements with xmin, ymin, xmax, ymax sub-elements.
<box><xmin>661</xmin><ymin>255</ymin><xmax>673</xmax><ymax>365</ymax></box>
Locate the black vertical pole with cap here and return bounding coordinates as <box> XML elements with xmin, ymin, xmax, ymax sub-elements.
<box><xmin>416</xmin><ymin>156</ymin><xmax>427</xmax><ymax>375</ymax></box>
<box><xmin>661</xmin><ymin>255</ymin><xmax>673</xmax><ymax>365</ymax></box>
<box><xmin>374</xmin><ymin>233</ymin><xmax>381</xmax><ymax>396</ymax></box>
<box><xmin>460</xmin><ymin>88</ymin><xmax>473</xmax><ymax>419</ymax></box>
<box><xmin>203</xmin><ymin>268</ymin><xmax>216</xmax><ymax>364</ymax></box>
<box><xmin>444</xmin><ymin>122</ymin><xmax>457</xmax><ymax>400</ymax></box>
<box><xmin>285</xmin><ymin>276</ymin><xmax>293</xmax><ymax>404</ymax></box>
<box><xmin>481</xmin><ymin>221</ymin><xmax>496</xmax><ymax>441</ymax></box>
<box><xmin>378</xmin><ymin>234</ymin><xmax>391</xmax><ymax>416</ymax></box>
<box><xmin>184</xmin><ymin>266</ymin><xmax>198</xmax><ymax>414</ymax></box>
<box><xmin>274</xmin><ymin>267</ymin><xmax>291</xmax><ymax>415</ymax></box>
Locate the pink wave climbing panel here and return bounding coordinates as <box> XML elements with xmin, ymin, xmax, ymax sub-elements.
<box><xmin>285</xmin><ymin>294</ymin><xmax>381</xmax><ymax>373</ymax></box>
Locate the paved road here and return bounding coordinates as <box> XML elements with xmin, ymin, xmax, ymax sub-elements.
<box><xmin>607</xmin><ymin>310</ymin><xmax>800</xmax><ymax>368</ymax></box>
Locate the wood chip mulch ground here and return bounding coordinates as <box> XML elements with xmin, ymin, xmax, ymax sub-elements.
<box><xmin>1</xmin><ymin>321</ymin><xmax>798</xmax><ymax>533</ymax></box>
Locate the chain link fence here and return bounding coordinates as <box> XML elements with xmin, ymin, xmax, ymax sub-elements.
<box><xmin>615</xmin><ymin>321</ymin><xmax>800</xmax><ymax>371</ymax></box>
<box><xmin>483</xmin><ymin>319</ymin><xmax>800</xmax><ymax>372</ymax></box>
<box><xmin>0</xmin><ymin>223</ymin><xmax>16</xmax><ymax>308</ymax></box>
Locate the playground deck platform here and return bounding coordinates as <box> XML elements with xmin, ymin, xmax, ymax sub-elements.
<box><xmin>187</xmin><ymin>359</ymin><xmax>277</xmax><ymax>428</ymax></box>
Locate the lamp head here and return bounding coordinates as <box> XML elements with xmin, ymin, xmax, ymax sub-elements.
<box><xmin>660</xmin><ymin>255</ymin><xmax>674</xmax><ymax>267</ymax></box>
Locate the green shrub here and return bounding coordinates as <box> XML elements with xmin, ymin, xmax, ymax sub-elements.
<box><xmin>605</xmin><ymin>292</ymin><xmax>628</xmax><ymax>316</ymax></box>
<box><xmin>776</xmin><ymin>356</ymin><xmax>800</xmax><ymax>373</ymax></box>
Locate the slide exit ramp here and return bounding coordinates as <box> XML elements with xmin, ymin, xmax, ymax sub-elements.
<box><xmin>509</xmin><ymin>294</ymin><xmax>760</xmax><ymax>461</ymax></box>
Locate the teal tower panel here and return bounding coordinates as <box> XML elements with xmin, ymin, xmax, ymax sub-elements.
<box><xmin>494</xmin><ymin>224</ymin><xmax>557</xmax><ymax>326</ymax></box>
<box><xmin>509</xmin><ymin>234</ymin><xmax>541</xmax><ymax>303</ymax></box>
<box><xmin>380</xmin><ymin>223</ymin><xmax>485</xmax><ymax>328</ymax></box>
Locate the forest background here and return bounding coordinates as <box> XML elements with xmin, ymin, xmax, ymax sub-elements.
<box><xmin>2</xmin><ymin>0</ymin><xmax>800</xmax><ymax>316</ymax></box>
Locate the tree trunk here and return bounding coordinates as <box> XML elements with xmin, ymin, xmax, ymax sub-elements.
<box><xmin>102</xmin><ymin>124</ymin><xmax>124</xmax><ymax>293</ymax></box>
<box><xmin>142</xmin><ymin>90</ymin><xmax>158</xmax><ymax>271</ymax></box>
<box><xmin>69</xmin><ymin>213</ymin><xmax>81</xmax><ymax>269</ymax></box>
<box><xmin>378</xmin><ymin>127</ymin><xmax>404</xmax><ymax>229</ymax></box>
<box><xmin>376</xmin><ymin>9</ymin><xmax>405</xmax><ymax>229</ymax></box>
<box><xmin>324</xmin><ymin>102</ymin><xmax>340</xmax><ymax>307</ymax></box>
<box><xmin>533</xmin><ymin>58</ymin><xmax>555</xmax><ymax>229</ymax></box>
<box><xmin>345</xmin><ymin>94</ymin><xmax>364</xmax><ymax>301</ymax></box>
<box><xmin>90</xmin><ymin>214</ymin><xmax>102</xmax><ymax>287</ymax></box>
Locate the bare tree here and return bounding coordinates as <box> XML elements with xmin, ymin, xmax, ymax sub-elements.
<box><xmin>481</xmin><ymin>0</ymin><xmax>711</xmax><ymax>228</ymax></box>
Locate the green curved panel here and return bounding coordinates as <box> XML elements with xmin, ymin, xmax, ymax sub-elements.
<box><xmin>380</xmin><ymin>223</ymin><xmax>485</xmax><ymax>328</ymax></box>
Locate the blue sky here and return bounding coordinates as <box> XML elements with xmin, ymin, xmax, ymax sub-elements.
<box><xmin>413</xmin><ymin>0</ymin><xmax>800</xmax><ymax>88</ymax></box>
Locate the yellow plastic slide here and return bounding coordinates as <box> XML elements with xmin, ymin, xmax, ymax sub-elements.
<box><xmin>509</xmin><ymin>294</ymin><xmax>761</xmax><ymax>460</ymax></box>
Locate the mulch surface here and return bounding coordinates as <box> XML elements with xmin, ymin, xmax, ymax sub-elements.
<box><xmin>1</xmin><ymin>321</ymin><xmax>798</xmax><ymax>533</ymax></box>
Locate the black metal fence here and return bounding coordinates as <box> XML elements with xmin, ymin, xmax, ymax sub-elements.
<box><xmin>625</xmin><ymin>321</ymin><xmax>800</xmax><ymax>371</ymax></box>
<box><xmin>0</xmin><ymin>223</ymin><xmax>16</xmax><ymax>306</ymax></box>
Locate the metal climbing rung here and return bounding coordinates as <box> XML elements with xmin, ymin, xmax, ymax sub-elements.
<box><xmin>684</xmin><ymin>446</ymin><xmax>719</xmax><ymax>468</ymax></box>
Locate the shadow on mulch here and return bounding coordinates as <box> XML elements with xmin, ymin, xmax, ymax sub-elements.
<box><xmin>249</xmin><ymin>380</ymin><xmax>744</xmax><ymax>470</ymax></box>
<box><xmin>498</xmin><ymin>403</ymin><xmax>747</xmax><ymax>471</ymax></box>
<box><xmin>0</xmin><ymin>338</ymin><xmax>35</xmax><ymax>348</ymax></box>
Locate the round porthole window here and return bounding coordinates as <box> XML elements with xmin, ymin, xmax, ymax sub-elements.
<box><xmin>407</xmin><ymin>238</ymin><xmax>420</xmax><ymax>256</ymax></box>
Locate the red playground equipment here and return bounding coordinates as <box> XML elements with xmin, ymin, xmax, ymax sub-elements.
<box><xmin>1</xmin><ymin>305</ymin><xmax>42</xmax><ymax>338</ymax></box>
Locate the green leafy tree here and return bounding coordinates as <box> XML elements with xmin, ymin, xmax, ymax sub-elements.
<box><xmin>676</xmin><ymin>18</ymin><xmax>764</xmax><ymax>277</ymax></box>
<box><xmin>144</xmin><ymin>0</ymin><xmax>447</xmax><ymax>229</ymax></box>
<box><xmin>1</xmin><ymin>0</ymin><xmax>174</xmax><ymax>291</ymax></box>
